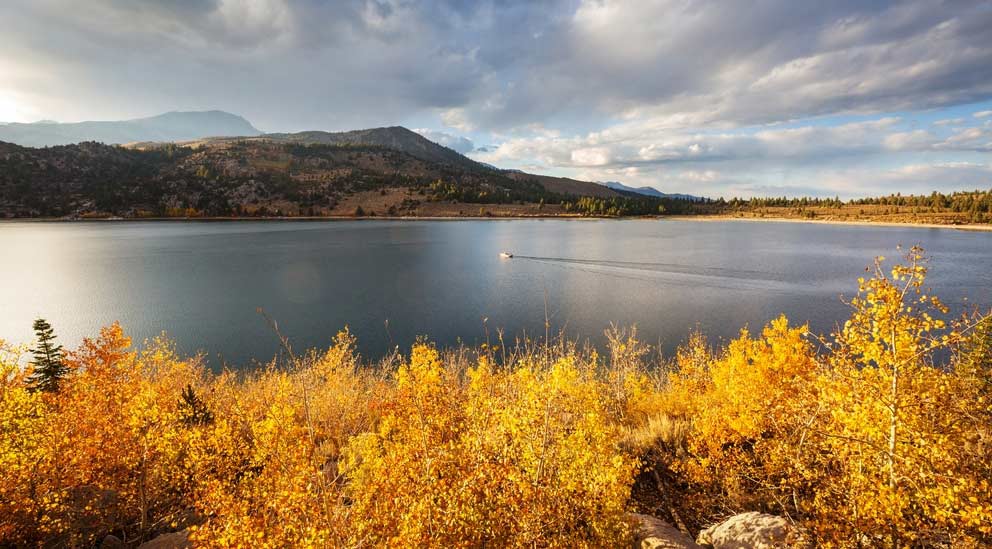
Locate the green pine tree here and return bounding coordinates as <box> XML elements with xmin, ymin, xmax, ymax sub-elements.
<box><xmin>27</xmin><ymin>318</ymin><xmax>68</xmax><ymax>392</ymax></box>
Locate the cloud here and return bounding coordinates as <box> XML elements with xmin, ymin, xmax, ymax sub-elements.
<box><xmin>583</xmin><ymin>161</ymin><xmax>992</xmax><ymax>200</ymax></box>
<box><xmin>473</xmin><ymin>118</ymin><xmax>937</xmax><ymax>170</ymax></box>
<box><xmin>2</xmin><ymin>0</ymin><xmax>991</xmax><ymax>198</ymax></box>
<box><xmin>570</xmin><ymin>147</ymin><xmax>612</xmax><ymax>166</ymax></box>
<box><xmin>452</xmin><ymin>0</ymin><xmax>992</xmax><ymax>131</ymax></box>
<box><xmin>3</xmin><ymin>1</ymin><xmax>989</xmax><ymax>132</ymax></box>
<box><xmin>413</xmin><ymin>129</ymin><xmax>474</xmax><ymax>153</ymax></box>
<box><xmin>440</xmin><ymin>108</ymin><xmax>475</xmax><ymax>132</ymax></box>
<box><xmin>0</xmin><ymin>0</ymin><xmax>517</xmax><ymax>129</ymax></box>
<box><xmin>471</xmin><ymin>115</ymin><xmax>992</xmax><ymax>198</ymax></box>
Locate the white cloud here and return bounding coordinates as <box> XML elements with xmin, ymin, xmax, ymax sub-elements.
<box><xmin>975</xmin><ymin>110</ymin><xmax>992</xmax><ymax>118</ymax></box>
<box><xmin>934</xmin><ymin>117</ymin><xmax>965</xmax><ymax>126</ymax></box>
<box><xmin>474</xmin><ymin>117</ymin><xmax>946</xmax><ymax>172</ymax></box>
<box><xmin>440</xmin><ymin>108</ymin><xmax>475</xmax><ymax>132</ymax></box>
<box><xmin>413</xmin><ymin>129</ymin><xmax>475</xmax><ymax>153</ymax></box>
<box><xmin>570</xmin><ymin>147</ymin><xmax>612</xmax><ymax>166</ymax></box>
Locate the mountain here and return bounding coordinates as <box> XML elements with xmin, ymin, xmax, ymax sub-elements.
<box><xmin>0</xmin><ymin>111</ymin><xmax>260</xmax><ymax>147</ymax></box>
<box><xmin>601</xmin><ymin>181</ymin><xmax>703</xmax><ymax>201</ymax></box>
<box><xmin>508</xmin><ymin>173</ymin><xmax>620</xmax><ymax>198</ymax></box>
<box><xmin>256</xmin><ymin>127</ymin><xmax>481</xmax><ymax>171</ymax></box>
<box><xmin>0</xmin><ymin>139</ymin><xmax>558</xmax><ymax>218</ymax></box>
<box><xmin>0</xmin><ymin>136</ymin><xmax>705</xmax><ymax>218</ymax></box>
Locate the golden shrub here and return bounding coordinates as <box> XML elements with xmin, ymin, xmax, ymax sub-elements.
<box><xmin>341</xmin><ymin>345</ymin><xmax>638</xmax><ymax>547</ymax></box>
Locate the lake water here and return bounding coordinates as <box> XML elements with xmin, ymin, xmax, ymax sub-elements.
<box><xmin>1</xmin><ymin>219</ymin><xmax>989</xmax><ymax>367</ymax></box>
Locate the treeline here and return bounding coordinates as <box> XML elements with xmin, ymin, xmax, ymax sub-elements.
<box><xmin>851</xmin><ymin>189</ymin><xmax>992</xmax><ymax>212</ymax></box>
<box><xmin>562</xmin><ymin>194</ymin><xmax>706</xmax><ymax>216</ymax></box>
<box><xmin>722</xmin><ymin>195</ymin><xmax>845</xmax><ymax>208</ymax></box>
<box><xmin>4</xmin><ymin>248</ymin><xmax>988</xmax><ymax>547</ymax></box>
<box><xmin>718</xmin><ymin>189</ymin><xmax>992</xmax><ymax>211</ymax></box>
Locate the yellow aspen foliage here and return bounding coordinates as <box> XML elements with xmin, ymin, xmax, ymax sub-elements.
<box><xmin>811</xmin><ymin>247</ymin><xmax>991</xmax><ymax>546</ymax></box>
<box><xmin>0</xmin><ymin>341</ymin><xmax>49</xmax><ymax>543</ymax></box>
<box><xmin>341</xmin><ymin>344</ymin><xmax>638</xmax><ymax>547</ymax></box>
<box><xmin>189</xmin><ymin>330</ymin><xmax>376</xmax><ymax>548</ymax></box>
<box><xmin>0</xmin><ymin>324</ymin><xmax>214</xmax><ymax>546</ymax></box>
<box><xmin>655</xmin><ymin>316</ymin><xmax>820</xmax><ymax>524</ymax></box>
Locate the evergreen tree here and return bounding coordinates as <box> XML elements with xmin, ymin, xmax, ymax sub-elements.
<box><xmin>178</xmin><ymin>384</ymin><xmax>214</xmax><ymax>426</ymax></box>
<box><xmin>27</xmin><ymin>318</ymin><xmax>68</xmax><ymax>392</ymax></box>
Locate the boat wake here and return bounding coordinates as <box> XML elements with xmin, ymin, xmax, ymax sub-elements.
<box><xmin>510</xmin><ymin>255</ymin><xmax>794</xmax><ymax>293</ymax></box>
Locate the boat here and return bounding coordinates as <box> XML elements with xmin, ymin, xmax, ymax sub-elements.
<box><xmin>499</xmin><ymin>252</ymin><xmax>513</xmax><ymax>259</ymax></box>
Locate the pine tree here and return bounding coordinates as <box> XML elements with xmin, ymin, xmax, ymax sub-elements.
<box><xmin>178</xmin><ymin>384</ymin><xmax>214</xmax><ymax>426</ymax></box>
<box><xmin>27</xmin><ymin>318</ymin><xmax>68</xmax><ymax>392</ymax></box>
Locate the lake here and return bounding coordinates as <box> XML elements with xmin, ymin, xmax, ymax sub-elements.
<box><xmin>1</xmin><ymin>219</ymin><xmax>990</xmax><ymax>367</ymax></box>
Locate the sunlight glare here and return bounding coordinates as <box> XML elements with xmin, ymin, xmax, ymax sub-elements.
<box><xmin>0</xmin><ymin>93</ymin><xmax>27</xmax><ymax>122</ymax></box>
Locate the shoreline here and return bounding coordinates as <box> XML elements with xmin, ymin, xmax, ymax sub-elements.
<box><xmin>0</xmin><ymin>214</ymin><xmax>634</xmax><ymax>223</ymax></box>
<box><xmin>2</xmin><ymin>213</ymin><xmax>991</xmax><ymax>231</ymax></box>
<box><xmin>675</xmin><ymin>215</ymin><xmax>992</xmax><ymax>232</ymax></box>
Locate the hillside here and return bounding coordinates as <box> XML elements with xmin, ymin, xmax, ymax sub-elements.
<box><xmin>0</xmin><ymin>138</ymin><xmax>700</xmax><ymax>218</ymax></box>
<box><xmin>0</xmin><ymin>111</ymin><xmax>261</xmax><ymax>147</ymax></box>
<box><xmin>506</xmin><ymin>172</ymin><xmax>620</xmax><ymax>199</ymax></box>
<box><xmin>258</xmin><ymin>127</ymin><xmax>482</xmax><ymax>171</ymax></box>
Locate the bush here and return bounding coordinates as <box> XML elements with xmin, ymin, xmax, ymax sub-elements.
<box><xmin>341</xmin><ymin>345</ymin><xmax>637</xmax><ymax>547</ymax></box>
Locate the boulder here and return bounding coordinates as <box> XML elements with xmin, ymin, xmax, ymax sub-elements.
<box><xmin>696</xmin><ymin>512</ymin><xmax>801</xmax><ymax>548</ymax></box>
<box><xmin>629</xmin><ymin>513</ymin><xmax>703</xmax><ymax>549</ymax></box>
<box><xmin>138</xmin><ymin>529</ymin><xmax>191</xmax><ymax>549</ymax></box>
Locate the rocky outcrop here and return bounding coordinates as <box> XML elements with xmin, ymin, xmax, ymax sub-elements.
<box><xmin>629</xmin><ymin>513</ymin><xmax>702</xmax><ymax>549</ymax></box>
<box><xmin>696</xmin><ymin>512</ymin><xmax>802</xmax><ymax>548</ymax></box>
<box><xmin>137</xmin><ymin>529</ymin><xmax>191</xmax><ymax>549</ymax></box>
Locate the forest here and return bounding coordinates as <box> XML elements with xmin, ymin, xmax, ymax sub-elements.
<box><xmin>1</xmin><ymin>247</ymin><xmax>990</xmax><ymax>548</ymax></box>
<box><xmin>713</xmin><ymin>189</ymin><xmax>992</xmax><ymax>225</ymax></box>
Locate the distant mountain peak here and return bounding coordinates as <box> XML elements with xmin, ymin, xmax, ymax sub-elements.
<box><xmin>601</xmin><ymin>181</ymin><xmax>704</xmax><ymax>201</ymax></box>
<box><xmin>0</xmin><ymin>110</ymin><xmax>261</xmax><ymax>147</ymax></box>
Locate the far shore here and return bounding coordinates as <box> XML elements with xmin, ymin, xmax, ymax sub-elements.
<box><xmin>676</xmin><ymin>214</ymin><xmax>992</xmax><ymax>232</ymax></box>
<box><xmin>2</xmin><ymin>213</ymin><xmax>992</xmax><ymax>231</ymax></box>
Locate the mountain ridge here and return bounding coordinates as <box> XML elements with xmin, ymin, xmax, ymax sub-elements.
<box><xmin>601</xmin><ymin>181</ymin><xmax>702</xmax><ymax>201</ymax></box>
<box><xmin>0</xmin><ymin>111</ymin><xmax>261</xmax><ymax>147</ymax></box>
<box><xmin>207</xmin><ymin>126</ymin><xmax>483</xmax><ymax>172</ymax></box>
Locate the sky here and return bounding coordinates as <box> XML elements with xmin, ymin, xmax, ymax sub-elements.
<box><xmin>1</xmin><ymin>0</ymin><xmax>991</xmax><ymax>198</ymax></box>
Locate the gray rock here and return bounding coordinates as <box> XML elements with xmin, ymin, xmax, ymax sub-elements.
<box><xmin>138</xmin><ymin>529</ymin><xmax>191</xmax><ymax>549</ymax></box>
<box><xmin>629</xmin><ymin>513</ymin><xmax>703</xmax><ymax>548</ymax></box>
<box><xmin>696</xmin><ymin>512</ymin><xmax>801</xmax><ymax>548</ymax></box>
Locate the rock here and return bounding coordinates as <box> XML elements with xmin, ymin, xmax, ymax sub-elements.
<box><xmin>138</xmin><ymin>529</ymin><xmax>191</xmax><ymax>549</ymax></box>
<box><xmin>100</xmin><ymin>534</ymin><xmax>125</xmax><ymax>549</ymax></box>
<box><xmin>696</xmin><ymin>512</ymin><xmax>801</xmax><ymax>548</ymax></box>
<box><xmin>629</xmin><ymin>513</ymin><xmax>703</xmax><ymax>548</ymax></box>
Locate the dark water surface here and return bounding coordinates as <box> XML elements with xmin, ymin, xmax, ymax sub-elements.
<box><xmin>2</xmin><ymin>219</ymin><xmax>989</xmax><ymax>366</ymax></box>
